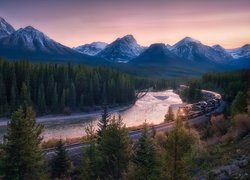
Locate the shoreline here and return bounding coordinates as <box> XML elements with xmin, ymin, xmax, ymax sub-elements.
<box><xmin>0</xmin><ymin>105</ymin><xmax>133</xmax><ymax>127</ymax></box>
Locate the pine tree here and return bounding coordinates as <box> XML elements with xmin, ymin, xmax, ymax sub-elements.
<box><xmin>61</xmin><ymin>88</ymin><xmax>66</xmax><ymax>111</ymax></box>
<box><xmin>2</xmin><ymin>106</ymin><xmax>46</xmax><ymax>180</ymax></box>
<box><xmin>98</xmin><ymin>116</ymin><xmax>130</xmax><ymax>179</ymax></box>
<box><xmin>38</xmin><ymin>84</ymin><xmax>46</xmax><ymax>113</ymax></box>
<box><xmin>161</xmin><ymin>118</ymin><xmax>196</xmax><ymax>180</ymax></box>
<box><xmin>20</xmin><ymin>82</ymin><xmax>31</xmax><ymax>106</ymax></box>
<box><xmin>97</xmin><ymin>103</ymin><xmax>110</xmax><ymax>139</ymax></box>
<box><xmin>164</xmin><ymin>106</ymin><xmax>174</xmax><ymax>122</ymax></box>
<box><xmin>10</xmin><ymin>74</ymin><xmax>18</xmax><ymax>112</ymax></box>
<box><xmin>231</xmin><ymin>91</ymin><xmax>247</xmax><ymax>116</ymax></box>
<box><xmin>81</xmin><ymin>123</ymin><xmax>100</xmax><ymax>180</ymax></box>
<box><xmin>133</xmin><ymin>123</ymin><xmax>160</xmax><ymax>180</ymax></box>
<box><xmin>69</xmin><ymin>82</ymin><xmax>76</xmax><ymax>108</ymax></box>
<box><xmin>51</xmin><ymin>83</ymin><xmax>58</xmax><ymax>113</ymax></box>
<box><xmin>46</xmin><ymin>75</ymin><xmax>54</xmax><ymax>107</ymax></box>
<box><xmin>51</xmin><ymin>139</ymin><xmax>72</xmax><ymax>179</ymax></box>
<box><xmin>0</xmin><ymin>74</ymin><xmax>8</xmax><ymax>116</ymax></box>
<box><xmin>80</xmin><ymin>93</ymin><xmax>85</xmax><ymax>110</ymax></box>
<box><xmin>88</xmin><ymin>80</ymin><xmax>94</xmax><ymax>106</ymax></box>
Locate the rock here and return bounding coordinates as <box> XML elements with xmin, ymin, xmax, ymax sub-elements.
<box><xmin>238</xmin><ymin>159</ymin><xmax>248</xmax><ymax>168</ymax></box>
<box><xmin>212</xmin><ymin>168</ymin><xmax>222</xmax><ymax>176</ymax></box>
<box><xmin>240</xmin><ymin>173</ymin><xmax>249</xmax><ymax>180</ymax></box>
<box><xmin>215</xmin><ymin>173</ymin><xmax>229</xmax><ymax>180</ymax></box>
<box><xmin>225</xmin><ymin>164</ymin><xmax>240</xmax><ymax>176</ymax></box>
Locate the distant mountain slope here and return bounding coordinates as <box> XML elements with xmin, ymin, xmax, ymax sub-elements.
<box><xmin>97</xmin><ymin>35</ymin><xmax>145</xmax><ymax>63</ymax></box>
<box><xmin>0</xmin><ymin>17</ymin><xmax>15</xmax><ymax>39</ymax></box>
<box><xmin>170</xmin><ymin>37</ymin><xmax>230</xmax><ymax>63</ymax></box>
<box><xmin>131</xmin><ymin>43</ymin><xmax>179</xmax><ymax>64</ymax></box>
<box><xmin>127</xmin><ymin>44</ymin><xmax>230</xmax><ymax>77</ymax></box>
<box><xmin>0</xmin><ymin>26</ymin><xmax>98</xmax><ymax>63</ymax></box>
<box><xmin>227</xmin><ymin>44</ymin><xmax>250</xmax><ymax>59</ymax></box>
<box><xmin>212</xmin><ymin>44</ymin><xmax>233</xmax><ymax>61</ymax></box>
<box><xmin>74</xmin><ymin>42</ymin><xmax>108</xmax><ymax>56</ymax></box>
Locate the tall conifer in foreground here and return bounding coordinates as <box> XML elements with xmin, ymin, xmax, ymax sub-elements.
<box><xmin>98</xmin><ymin>116</ymin><xmax>130</xmax><ymax>179</ymax></box>
<box><xmin>161</xmin><ymin>118</ymin><xmax>196</xmax><ymax>180</ymax></box>
<box><xmin>2</xmin><ymin>105</ymin><xmax>46</xmax><ymax>180</ymax></box>
<box><xmin>51</xmin><ymin>139</ymin><xmax>72</xmax><ymax>179</ymax></box>
<box><xmin>132</xmin><ymin>123</ymin><xmax>160</xmax><ymax>180</ymax></box>
<box><xmin>81</xmin><ymin>123</ymin><xmax>100</xmax><ymax>180</ymax></box>
<box><xmin>97</xmin><ymin>87</ymin><xmax>110</xmax><ymax>139</ymax></box>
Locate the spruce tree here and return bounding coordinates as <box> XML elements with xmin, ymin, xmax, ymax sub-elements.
<box><xmin>88</xmin><ymin>80</ymin><xmax>94</xmax><ymax>106</ymax></box>
<box><xmin>231</xmin><ymin>91</ymin><xmax>247</xmax><ymax>116</ymax></box>
<box><xmin>98</xmin><ymin>116</ymin><xmax>130</xmax><ymax>179</ymax></box>
<box><xmin>69</xmin><ymin>82</ymin><xmax>76</xmax><ymax>108</ymax></box>
<box><xmin>38</xmin><ymin>84</ymin><xmax>46</xmax><ymax>113</ymax></box>
<box><xmin>97</xmin><ymin>103</ymin><xmax>110</xmax><ymax>139</ymax></box>
<box><xmin>81</xmin><ymin>123</ymin><xmax>100</xmax><ymax>180</ymax></box>
<box><xmin>80</xmin><ymin>93</ymin><xmax>85</xmax><ymax>110</ymax></box>
<box><xmin>161</xmin><ymin>118</ymin><xmax>196</xmax><ymax>180</ymax></box>
<box><xmin>0</xmin><ymin>74</ymin><xmax>8</xmax><ymax>116</ymax></box>
<box><xmin>61</xmin><ymin>88</ymin><xmax>66</xmax><ymax>111</ymax></box>
<box><xmin>133</xmin><ymin>123</ymin><xmax>160</xmax><ymax>180</ymax></box>
<box><xmin>46</xmin><ymin>75</ymin><xmax>54</xmax><ymax>107</ymax></box>
<box><xmin>20</xmin><ymin>82</ymin><xmax>31</xmax><ymax>106</ymax></box>
<box><xmin>2</xmin><ymin>106</ymin><xmax>46</xmax><ymax>180</ymax></box>
<box><xmin>51</xmin><ymin>83</ymin><xmax>58</xmax><ymax>113</ymax></box>
<box><xmin>10</xmin><ymin>74</ymin><xmax>18</xmax><ymax>112</ymax></box>
<box><xmin>51</xmin><ymin>139</ymin><xmax>72</xmax><ymax>179</ymax></box>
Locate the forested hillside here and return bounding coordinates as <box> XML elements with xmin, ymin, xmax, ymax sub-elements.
<box><xmin>201</xmin><ymin>70</ymin><xmax>250</xmax><ymax>103</ymax></box>
<box><xmin>0</xmin><ymin>59</ymin><xmax>177</xmax><ymax>116</ymax></box>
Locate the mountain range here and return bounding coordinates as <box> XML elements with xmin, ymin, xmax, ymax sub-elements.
<box><xmin>0</xmin><ymin>17</ymin><xmax>249</xmax><ymax>77</ymax></box>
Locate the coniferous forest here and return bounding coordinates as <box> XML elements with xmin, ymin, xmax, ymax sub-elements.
<box><xmin>0</xmin><ymin>58</ymin><xmax>177</xmax><ymax>116</ymax></box>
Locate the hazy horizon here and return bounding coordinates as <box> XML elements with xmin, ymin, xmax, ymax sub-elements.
<box><xmin>1</xmin><ymin>0</ymin><xmax>250</xmax><ymax>48</ymax></box>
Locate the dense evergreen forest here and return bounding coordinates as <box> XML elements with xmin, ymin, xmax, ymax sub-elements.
<box><xmin>201</xmin><ymin>70</ymin><xmax>250</xmax><ymax>103</ymax></box>
<box><xmin>0</xmin><ymin>59</ymin><xmax>177</xmax><ymax>116</ymax></box>
<box><xmin>180</xmin><ymin>70</ymin><xmax>250</xmax><ymax>104</ymax></box>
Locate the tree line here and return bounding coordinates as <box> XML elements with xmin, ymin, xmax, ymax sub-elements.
<box><xmin>201</xmin><ymin>70</ymin><xmax>250</xmax><ymax>103</ymax></box>
<box><xmin>179</xmin><ymin>70</ymin><xmax>249</xmax><ymax>116</ymax></box>
<box><xmin>202</xmin><ymin>70</ymin><xmax>249</xmax><ymax>116</ymax></box>
<box><xmin>0</xmin><ymin>59</ymin><xmax>177</xmax><ymax>116</ymax></box>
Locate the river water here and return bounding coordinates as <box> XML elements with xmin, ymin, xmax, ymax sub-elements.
<box><xmin>0</xmin><ymin>90</ymin><xmax>182</xmax><ymax>142</ymax></box>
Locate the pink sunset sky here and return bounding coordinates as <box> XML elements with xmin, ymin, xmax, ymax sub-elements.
<box><xmin>0</xmin><ymin>0</ymin><xmax>250</xmax><ymax>48</ymax></box>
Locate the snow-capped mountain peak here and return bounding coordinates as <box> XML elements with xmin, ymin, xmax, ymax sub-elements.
<box><xmin>212</xmin><ymin>44</ymin><xmax>226</xmax><ymax>51</ymax></box>
<box><xmin>3</xmin><ymin>26</ymin><xmax>55</xmax><ymax>51</ymax></box>
<box><xmin>173</xmin><ymin>37</ymin><xmax>201</xmax><ymax>48</ymax></box>
<box><xmin>97</xmin><ymin>34</ymin><xmax>145</xmax><ymax>63</ymax></box>
<box><xmin>0</xmin><ymin>17</ymin><xmax>15</xmax><ymax>39</ymax></box>
<box><xmin>75</xmin><ymin>41</ymin><xmax>108</xmax><ymax>56</ymax></box>
<box><xmin>171</xmin><ymin>37</ymin><xmax>232</xmax><ymax>62</ymax></box>
<box><xmin>17</xmin><ymin>26</ymin><xmax>49</xmax><ymax>39</ymax></box>
<box><xmin>0</xmin><ymin>24</ymin><xmax>82</xmax><ymax>59</ymax></box>
<box><xmin>118</xmin><ymin>34</ymin><xmax>136</xmax><ymax>42</ymax></box>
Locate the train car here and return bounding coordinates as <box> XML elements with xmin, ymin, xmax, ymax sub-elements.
<box><xmin>187</xmin><ymin>111</ymin><xmax>202</xmax><ymax>119</ymax></box>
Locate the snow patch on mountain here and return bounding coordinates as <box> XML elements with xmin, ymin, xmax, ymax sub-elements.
<box><xmin>75</xmin><ymin>42</ymin><xmax>107</xmax><ymax>55</ymax></box>
<box><xmin>97</xmin><ymin>35</ymin><xmax>145</xmax><ymax>63</ymax></box>
<box><xmin>227</xmin><ymin>44</ymin><xmax>250</xmax><ymax>59</ymax></box>
<box><xmin>212</xmin><ymin>44</ymin><xmax>232</xmax><ymax>60</ymax></box>
<box><xmin>0</xmin><ymin>17</ymin><xmax>15</xmax><ymax>39</ymax></box>
<box><xmin>0</xmin><ymin>25</ymin><xmax>80</xmax><ymax>57</ymax></box>
<box><xmin>171</xmin><ymin>37</ymin><xmax>230</xmax><ymax>62</ymax></box>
